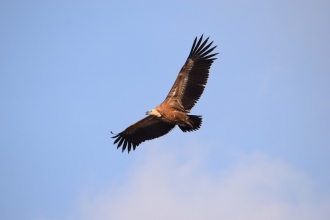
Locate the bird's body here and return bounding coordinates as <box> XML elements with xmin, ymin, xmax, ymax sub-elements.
<box><xmin>112</xmin><ymin>35</ymin><xmax>218</xmax><ymax>153</ymax></box>
<box><xmin>150</xmin><ymin>104</ymin><xmax>191</xmax><ymax>126</ymax></box>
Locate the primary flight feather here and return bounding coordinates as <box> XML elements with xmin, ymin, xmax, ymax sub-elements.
<box><xmin>112</xmin><ymin>35</ymin><xmax>218</xmax><ymax>153</ymax></box>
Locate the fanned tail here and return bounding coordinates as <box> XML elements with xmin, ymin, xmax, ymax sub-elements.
<box><xmin>178</xmin><ymin>115</ymin><xmax>202</xmax><ymax>132</ymax></box>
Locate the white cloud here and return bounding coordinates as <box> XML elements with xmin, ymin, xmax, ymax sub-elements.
<box><xmin>71</xmin><ymin>145</ymin><xmax>330</xmax><ymax>220</ymax></box>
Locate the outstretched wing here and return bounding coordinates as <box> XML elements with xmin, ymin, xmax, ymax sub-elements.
<box><xmin>112</xmin><ymin>116</ymin><xmax>175</xmax><ymax>153</ymax></box>
<box><xmin>165</xmin><ymin>35</ymin><xmax>218</xmax><ymax>110</ymax></box>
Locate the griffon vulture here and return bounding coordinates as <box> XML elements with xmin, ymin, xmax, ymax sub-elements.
<box><xmin>112</xmin><ymin>35</ymin><xmax>217</xmax><ymax>153</ymax></box>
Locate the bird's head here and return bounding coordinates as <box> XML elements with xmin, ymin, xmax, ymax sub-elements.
<box><xmin>146</xmin><ymin>109</ymin><xmax>161</xmax><ymax>117</ymax></box>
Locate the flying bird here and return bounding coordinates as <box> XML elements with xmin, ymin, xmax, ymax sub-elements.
<box><xmin>112</xmin><ymin>35</ymin><xmax>218</xmax><ymax>153</ymax></box>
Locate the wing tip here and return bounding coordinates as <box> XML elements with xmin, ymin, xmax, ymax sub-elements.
<box><xmin>112</xmin><ymin>132</ymin><xmax>140</xmax><ymax>154</ymax></box>
<box><xmin>189</xmin><ymin>35</ymin><xmax>218</xmax><ymax>59</ymax></box>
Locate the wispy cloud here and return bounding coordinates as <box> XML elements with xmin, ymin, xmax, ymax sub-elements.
<box><xmin>71</xmin><ymin>145</ymin><xmax>330</xmax><ymax>220</ymax></box>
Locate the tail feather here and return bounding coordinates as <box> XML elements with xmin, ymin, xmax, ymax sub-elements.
<box><xmin>179</xmin><ymin>115</ymin><xmax>202</xmax><ymax>132</ymax></box>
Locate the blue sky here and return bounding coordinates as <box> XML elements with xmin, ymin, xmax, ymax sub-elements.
<box><xmin>1</xmin><ymin>0</ymin><xmax>329</xmax><ymax>219</ymax></box>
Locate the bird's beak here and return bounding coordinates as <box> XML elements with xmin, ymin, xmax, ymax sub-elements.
<box><xmin>145</xmin><ymin>111</ymin><xmax>149</xmax><ymax>115</ymax></box>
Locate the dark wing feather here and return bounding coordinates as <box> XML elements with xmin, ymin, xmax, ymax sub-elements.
<box><xmin>165</xmin><ymin>35</ymin><xmax>218</xmax><ymax>110</ymax></box>
<box><xmin>112</xmin><ymin>116</ymin><xmax>175</xmax><ymax>153</ymax></box>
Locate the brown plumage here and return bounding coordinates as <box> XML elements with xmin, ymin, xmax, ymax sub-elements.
<box><xmin>112</xmin><ymin>35</ymin><xmax>218</xmax><ymax>153</ymax></box>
